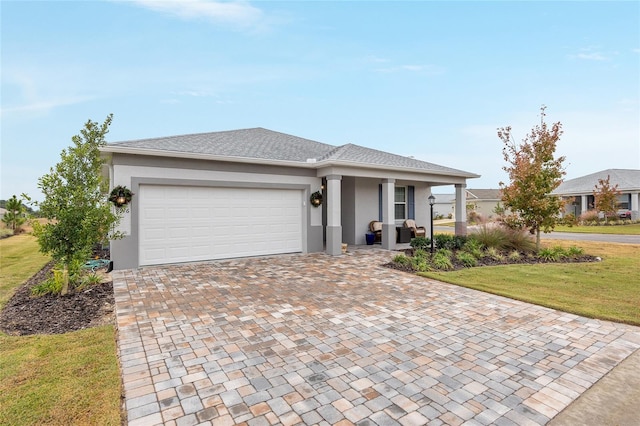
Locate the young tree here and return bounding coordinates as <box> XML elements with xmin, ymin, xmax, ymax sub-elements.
<box><xmin>32</xmin><ymin>114</ymin><xmax>121</xmax><ymax>294</ymax></box>
<box><xmin>593</xmin><ymin>175</ymin><xmax>621</xmax><ymax>222</ymax></box>
<box><xmin>1</xmin><ymin>195</ymin><xmax>27</xmax><ymax>233</ymax></box>
<box><xmin>498</xmin><ymin>106</ymin><xmax>566</xmax><ymax>250</ymax></box>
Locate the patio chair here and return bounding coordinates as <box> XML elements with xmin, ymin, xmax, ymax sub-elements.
<box><xmin>368</xmin><ymin>220</ymin><xmax>382</xmax><ymax>243</ymax></box>
<box><xmin>403</xmin><ymin>219</ymin><xmax>427</xmax><ymax>238</ymax></box>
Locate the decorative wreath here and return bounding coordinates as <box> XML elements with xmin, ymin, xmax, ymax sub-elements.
<box><xmin>109</xmin><ymin>185</ymin><xmax>134</xmax><ymax>207</ymax></box>
<box><xmin>310</xmin><ymin>190</ymin><xmax>323</xmax><ymax>207</ymax></box>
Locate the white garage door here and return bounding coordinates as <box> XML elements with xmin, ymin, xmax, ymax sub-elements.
<box><xmin>139</xmin><ymin>185</ymin><xmax>303</xmax><ymax>266</ymax></box>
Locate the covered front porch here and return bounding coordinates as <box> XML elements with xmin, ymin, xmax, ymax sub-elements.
<box><xmin>317</xmin><ymin>166</ymin><xmax>476</xmax><ymax>256</ymax></box>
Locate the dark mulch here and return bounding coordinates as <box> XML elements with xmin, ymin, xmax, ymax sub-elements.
<box><xmin>0</xmin><ymin>261</ymin><xmax>115</xmax><ymax>336</ymax></box>
<box><xmin>385</xmin><ymin>249</ymin><xmax>601</xmax><ymax>272</ymax></box>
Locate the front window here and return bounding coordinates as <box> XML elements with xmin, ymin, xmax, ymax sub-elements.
<box><xmin>395</xmin><ymin>187</ymin><xmax>406</xmax><ymax>220</ymax></box>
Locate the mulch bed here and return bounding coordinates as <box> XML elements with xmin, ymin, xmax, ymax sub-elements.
<box><xmin>385</xmin><ymin>249</ymin><xmax>601</xmax><ymax>272</ymax></box>
<box><xmin>0</xmin><ymin>262</ymin><xmax>115</xmax><ymax>336</ymax></box>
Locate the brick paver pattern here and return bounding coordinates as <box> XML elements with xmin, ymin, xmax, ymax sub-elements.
<box><xmin>113</xmin><ymin>249</ymin><xmax>640</xmax><ymax>426</ymax></box>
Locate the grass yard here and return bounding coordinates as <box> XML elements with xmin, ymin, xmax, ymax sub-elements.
<box><xmin>553</xmin><ymin>223</ymin><xmax>640</xmax><ymax>235</ymax></box>
<box><xmin>420</xmin><ymin>239</ymin><xmax>640</xmax><ymax>326</ymax></box>
<box><xmin>0</xmin><ymin>234</ymin><xmax>122</xmax><ymax>426</ymax></box>
<box><xmin>0</xmin><ymin>234</ymin><xmax>50</xmax><ymax>309</ymax></box>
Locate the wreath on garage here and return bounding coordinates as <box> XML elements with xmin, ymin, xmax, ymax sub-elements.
<box><xmin>109</xmin><ymin>185</ymin><xmax>134</xmax><ymax>208</ymax></box>
<box><xmin>310</xmin><ymin>191</ymin><xmax>323</xmax><ymax>207</ymax></box>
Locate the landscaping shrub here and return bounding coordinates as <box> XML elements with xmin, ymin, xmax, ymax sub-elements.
<box><xmin>538</xmin><ymin>246</ymin><xmax>566</xmax><ymax>261</ymax></box>
<box><xmin>434</xmin><ymin>234</ymin><xmax>467</xmax><ymax>251</ymax></box>
<box><xmin>566</xmin><ymin>246</ymin><xmax>584</xmax><ymax>257</ymax></box>
<box><xmin>504</xmin><ymin>228</ymin><xmax>536</xmax><ymax>253</ymax></box>
<box><xmin>432</xmin><ymin>249</ymin><xmax>454</xmax><ymax>270</ymax></box>
<box><xmin>579</xmin><ymin>210</ymin><xmax>600</xmax><ymax>225</ymax></box>
<box><xmin>470</xmin><ymin>224</ymin><xmax>509</xmax><ymax>250</ymax></box>
<box><xmin>485</xmin><ymin>247</ymin><xmax>504</xmax><ymax>261</ymax></box>
<box><xmin>507</xmin><ymin>250</ymin><xmax>522</xmax><ymax>261</ymax></box>
<box><xmin>561</xmin><ymin>213</ymin><xmax>578</xmax><ymax>227</ymax></box>
<box><xmin>393</xmin><ymin>254</ymin><xmax>410</xmax><ymax>265</ymax></box>
<box><xmin>409</xmin><ymin>237</ymin><xmax>430</xmax><ymax>251</ymax></box>
<box><xmin>456</xmin><ymin>251</ymin><xmax>478</xmax><ymax>267</ymax></box>
<box><xmin>462</xmin><ymin>238</ymin><xmax>484</xmax><ymax>259</ymax></box>
<box><xmin>467</xmin><ymin>210</ymin><xmax>484</xmax><ymax>225</ymax></box>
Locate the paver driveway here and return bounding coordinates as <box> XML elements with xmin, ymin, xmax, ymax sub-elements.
<box><xmin>113</xmin><ymin>249</ymin><xmax>640</xmax><ymax>426</ymax></box>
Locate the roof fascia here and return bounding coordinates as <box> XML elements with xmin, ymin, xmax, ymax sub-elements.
<box><xmin>316</xmin><ymin>165</ymin><xmax>473</xmax><ymax>185</ymax></box>
<box><xmin>100</xmin><ymin>146</ymin><xmax>311</xmax><ymax>168</ymax></box>
<box><xmin>100</xmin><ymin>146</ymin><xmax>480</xmax><ymax>181</ymax></box>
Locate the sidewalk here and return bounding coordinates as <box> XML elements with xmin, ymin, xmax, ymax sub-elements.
<box><xmin>549</xmin><ymin>348</ymin><xmax>640</xmax><ymax>426</ymax></box>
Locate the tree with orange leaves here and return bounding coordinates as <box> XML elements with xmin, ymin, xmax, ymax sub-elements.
<box><xmin>498</xmin><ymin>106</ymin><xmax>566</xmax><ymax>250</ymax></box>
<box><xmin>593</xmin><ymin>175</ymin><xmax>621</xmax><ymax>222</ymax></box>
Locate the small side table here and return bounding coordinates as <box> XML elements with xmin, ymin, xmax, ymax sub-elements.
<box><xmin>396</xmin><ymin>227</ymin><xmax>411</xmax><ymax>243</ymax></box>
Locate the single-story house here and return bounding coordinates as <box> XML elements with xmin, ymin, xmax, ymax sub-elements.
<box><xmin>432</xmin><ymin>189</ymin><xmax>502</xmax><ymax>220</ymax></box>
<box><xmin>553</xmin><ymin>169</ymin><xmax>640</xmax><ymax>219</ymax></box>
<box><xmin>100</xmin><ymin>128</ymin><xmax>479</xmax><ymax>270</ymax></box>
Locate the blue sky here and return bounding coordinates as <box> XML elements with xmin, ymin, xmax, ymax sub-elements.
<box><xmin>2</xmin><ymin>1</ymin><xmax>639</xmax><ymax>202</ymax></box>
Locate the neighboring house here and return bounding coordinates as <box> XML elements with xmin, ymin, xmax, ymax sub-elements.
<box><xmin>431</xmin><ymin>193</ymin><xmax>455</xmax><ymax>218</ymax></box>
<box><xmin>553</xmin><ymin>169</ymin><xmax>640</xmax><ymax>219</ymax></box>
<box><xmin>101</xmin><ymin>128</ymin><xmax>479</xmax><ymax>270</ymax></box>
<box><xmin>0</xmin><ymin>207</ymin><xmax>6</xmax><ymax>220</ymax></box>
<box><xmin>432</xmin><ymin>189</ymin><xmax>502</xmax><ymax>220</ymax></box>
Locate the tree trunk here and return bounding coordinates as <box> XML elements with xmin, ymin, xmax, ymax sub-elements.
<box><xmin>61</xmin><ymin>265</ymin><xmax>69</xmax><ymax>295</ymax></box>
<box><xmin>535</xmin><ymin>229</ymin><xmax>541</xmax><ymax>251</ymax></box>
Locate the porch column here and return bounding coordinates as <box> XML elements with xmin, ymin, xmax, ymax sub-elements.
<box><xmin>631</xmin><ymin>192</ymin><xmax>639</xmax><ymax>220</ymax></box>
<box><xmin>326</xmin><ymin>175</ymin><xmax>343</xmax><ymax>255</ymax></box>
<box><xmin>381</xmin><ymin>178</ymin><xmax>395</xmax><ymax>250</ymax></box>
<box><xmin>581</xmin><ymin>195</ymin><xmax>588</xmax><ymax>215</ymax></box>
<box><xmin>454</xmin><ymin>183</ymin><xmax>467</xmax><ymax>235</ymax></box>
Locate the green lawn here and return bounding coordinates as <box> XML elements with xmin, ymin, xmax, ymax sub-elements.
<box><xmin>0</xmin><ymin>234</ymin><xmax>122</xmax><ymax>426</ymax></box>
<box><xmin>0</xmin><ymin>234</ymin><xmax>50</xmax><ymax>309</ymax></box>
<box><xmin>419</xmin><ymin>240</ymin><xmax>640</xmax><ymax>325</ymax></box>
<box><xmin>553</xmin><ymin>223</ymin><xmax>640</xmax><ymax>235</ymax></box>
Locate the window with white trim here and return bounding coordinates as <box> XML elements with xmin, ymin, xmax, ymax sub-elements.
<box><xmin>394</xmin><ymin>186</ymin><xmax>406</xmax><ymax>220</ymax></box>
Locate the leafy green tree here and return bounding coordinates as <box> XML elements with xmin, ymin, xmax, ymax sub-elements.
<box><xmin>498</xmin><ymin>106</ymin><xmax>566</xmax><ymax>250</ymax></box>
<box><xmin>1</xmin><ymin>195</ymin><xmax>27</xmax><ymax>233</ymax></box>
<box><xmin>31</xmin><ymin>114</ymin><xmax>121</xmax><ymax>294</ymax></box>
<box><xmin>593</xmin><ymin>175</ymin><xmax>621</xmax><ymax>222</ymax></box>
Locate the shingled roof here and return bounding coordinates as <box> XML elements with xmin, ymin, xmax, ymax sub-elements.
<box><xmin>554</xmin><ymin>169</ymin><xmax>640</xmax><ymax>195</ymax></box>
<box><xmin>104</xmin><ymin>127</ymin><xmax>478</xmax><ymax>178</ymax></box>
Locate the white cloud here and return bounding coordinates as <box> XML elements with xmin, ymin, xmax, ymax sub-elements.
<box><xmin>131</xmin><ymin>0</ymin><xmax>264</xmax><ymax>29</ymax></box>
<box><xmin>576</xmin><ymin>52</ymin><xmax>607</xmax><ymax>61</ymax></box>
<box><xmin>0</xmin><ymin>96</ymin><xmax>92</xmax><ymax>116</ymax></box>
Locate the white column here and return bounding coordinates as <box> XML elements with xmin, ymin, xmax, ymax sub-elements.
<box><xmin>631</xmin><ymin>192</ymin><xmax>639</xmax><ymax>220</ymax></box>
<box><xmin>326</xmin><ymin>175</ymin><xmax>342</xmax><ymax>255</ymax></box>
<box><xmin>581</xmin><ymin>195</ymin><xmax>588</xmax><ymax>214</ymax></box>
<box><xmin>381</xmin><ymin>179</ymin><xmax>396</xmax><ymax>250</ymax></box>
<box><xmin>455</xmin><ymin>183</ymin><xmax>467</xmax><ymax>235</ymax></box>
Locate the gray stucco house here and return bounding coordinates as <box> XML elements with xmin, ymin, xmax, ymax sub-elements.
<box><xmin>553</xmin><ymin>169</ymin><xmax>640</xmax><ymax>219</ymax></box>
<box><xmin>101</xmin><ymin>128</ymin><xmax>479</xmax><ymax>270</ymax></box>
<box><xmin>432</xmin><ymin>189</ymin><xmax>502</xmax><ymax>220</ymax></box>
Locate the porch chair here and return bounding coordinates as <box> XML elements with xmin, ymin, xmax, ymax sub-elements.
<box><xmin>403</xmin><ymin>219</ymin><xmax>427</xmax><ymax>238</ymax></box>
<box><xmin>368</xmin><ymin>220</ymin><xmax>383</xmax><ymax>243</ymax></box>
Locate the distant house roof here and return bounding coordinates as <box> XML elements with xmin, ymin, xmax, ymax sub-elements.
<box><xmin>103</xmin><ymin>127</ymin><xmax>479</xmax><ymax>179</ymax></box>
<box><xmin>554</xmin><ymin>169</ymin><xmax>640</xmax><ymax>195</ymax></box>
<box><xmin>466</xmin><ymin>189</ymin><xmax>501</xmax><ymax>200</ymax></box>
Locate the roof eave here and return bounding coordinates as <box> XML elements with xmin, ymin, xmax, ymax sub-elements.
<box><xmin>315</xmin><ymin>159</ymin><xmax>480</xmax><ymax>179</ymax></box>
<box><xmin>100</xmin><ymin>145</ymin><xmax>313</xmax><ymax>168</ymax></box>
<box><xmin>100</xmin><ymin>146</ymin><xmax>481</xmax><ymax>179</ymax></box>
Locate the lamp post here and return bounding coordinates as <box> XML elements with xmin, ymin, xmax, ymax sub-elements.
<box><xmin>428</xmin><ymin>194</ymin><xmax>436</xmax><ymax>254</ymax></box>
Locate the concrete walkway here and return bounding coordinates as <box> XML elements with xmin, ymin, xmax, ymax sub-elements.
<box><xmin>113</xmin><ymin>249</ymin><xmax>640</xmax><ymax>425</ymax></box>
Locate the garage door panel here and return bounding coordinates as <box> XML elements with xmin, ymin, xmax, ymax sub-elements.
<box><xmin>139</xmin><ymin>185</ymin><xmax>303</xmax><ymax>266</ymax></box>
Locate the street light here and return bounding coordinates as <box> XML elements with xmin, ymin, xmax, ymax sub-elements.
<box><xmin>428</xmin><ymin>194</ymin><xmax>436</xmax><ymax>253</ymax></box>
